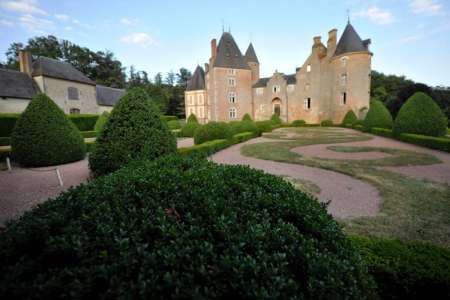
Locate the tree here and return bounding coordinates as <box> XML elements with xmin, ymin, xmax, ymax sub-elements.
<box><xmin>165</xmin><ymin>70</ymin><xmax>176</xmax><ymax>86</ymax></box>
<box><xmin>177</xmin><ymin>68</ymin><xmax>192</xmax><ymax>87</ymax></box>
<box><xmin>154</xmin><ymin>72</ymin><xmax>163</xmax><ymax>86</ymax></box>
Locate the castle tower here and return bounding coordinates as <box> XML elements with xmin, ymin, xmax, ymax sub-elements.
<box><xmin>185</xmin><ymin>65</ymin><xmax>208</xmax><ymax>123</ymax></box>
<box><xmin>330</xmin><ymin>22</ymin><xmax>372</xmax><ymax>123</ymax></box>
<box><xmin>244</xmin><ymin>43</ymin><xmax>260</xmax><ymax>83</ymax></box>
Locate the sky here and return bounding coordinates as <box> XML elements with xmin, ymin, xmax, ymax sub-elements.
<box><xmin>0</xmin><ymin>0</ymin><xmax>449</xmax><ymax>86</ymax></box>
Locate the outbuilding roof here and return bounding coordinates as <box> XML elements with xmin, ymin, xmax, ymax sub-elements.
<box><xmin>0</xmin><ymin>68</ymin><xmax>38</xmax><ymax>99</ymax></box>
<box><xmin>96</xmin><ymin>85</ymin><xmax>126</xmax><ymax>106</ymax></box>
<box><xmin>252</xmin><ymin>74</ymin><xmax>297</xmax><ymax>88</ymax></box>
<box><xmin>32</xmin><ymin>57</ymin><xmax>95</xmax><ymax>85</ymax></box>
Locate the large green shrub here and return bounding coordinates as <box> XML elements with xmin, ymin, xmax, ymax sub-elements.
<box><xmin>0</xmin><ymin>113</ymin><xmax>20</xmax><ymax>136</ymax></box>
<box><xmin>291</xmin><ymin>119</ymin><xmax>306</xmax><ymax>127</ymax></box>
<box><xmin>341</xmin><ymin>110</ymin><xmax>358</xmax><ymax>126</ymax></box>
<box><xmin>321</xmin><ymin>119</ymin><xmax>333</xmax><ymax>127</ymax></box>
<box><xmin>363</xmin><ymin>100</ymin><xmax>393</xmax><ymax>130</ymax></box>
<box><xmin>0</xmin><ymin>156</ymin><xmax>375</xmax><ymax>299</ymax></box>
<box><xmin>255</xmin><ymin>120</ymin><xmax>274</xmax><ymax>133</ymax></box>
<box><xmin>10</xmin><ymin>94</ymin><xmax>85</xmax><ymax>167</ymax></box>
<box><xmin>89</xmin><ymin>88</ymin><xmax>176</xmax><ymax>176</ymax></box>
<box><xmin>160</xmin><ymin>115</ymin><xmax>178</xmax><ymax>122</ymax></box>
<box><xmin>94</xmin><ymin>111</ymin><xmax>110</xmax><ymax>132</ymax></box>
<box><xmin>242</xmin><ymin>113</ymin><xmax>253</xmax><ymax>122</ymax></box>
<box><xmin>351</xmin><ymin>235</ymin><xmax>450</xmax><ymax>300</ymax></box>
<box><xmin>194</xmin><ymin>121</ymin><xmax>232</xmax><ymax>145</ymax></box>
<box><xmin>187</xmin><ymin>113</ymin><xmax>199</xmax><ymax>124</ymax></box>
<box><xmin>393</xmin><ymin>92</ymin><xmax>447</xmax><ymax>137</ymax></box>
<box><xmin>180</xmin><ymin>122</ymin><xmax>200</xmax><ymax>137</ymax></box>
<box><xmin>167</xmin><ymin>120</ymin><xmax>181</xmax><ymax>130</ymax></box>
<box><xmin>271</xmin><ymin>113</ymin><xmax>282</xmax><ymax>125</ymax></box>
<box><xmin>229</xmin><ymin>121</ymin><xmax>259</xmax><ymax>135</ymax></box>
<box><xmin>67</xmin><ymin>114</ymin><xmax>98</xmax><ymax>131</ymax></box>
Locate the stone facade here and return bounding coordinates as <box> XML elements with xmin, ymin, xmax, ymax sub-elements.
<box><xmin>185</xmin><ymin>22</ymin><xmax>372</xmax><ymax>124</ymax></box>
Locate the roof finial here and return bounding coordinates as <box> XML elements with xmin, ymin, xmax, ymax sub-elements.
<box><xmin>347</xmin><ymin>9</ymin><xmax>350</xmax><ymax>24</ymax></box>
<box><xmin>221</xmin><ymin>19</ymin><xmax>224</xmax><ymax>33</ymax></box>
<box><xmin>228</xmin><ymin>26</ymin><xmax>231</xmax><ymax>33</ymax></box>
<box><xmin>249</xmin><ymin>32</ymin><xmax>253</xmax><ymax>43</ymax></box>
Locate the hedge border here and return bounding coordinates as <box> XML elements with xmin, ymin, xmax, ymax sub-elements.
<box><xmin>0</xmin><ymin>136</ymin><xmax>10</xmax><ymax>146</ymax></box>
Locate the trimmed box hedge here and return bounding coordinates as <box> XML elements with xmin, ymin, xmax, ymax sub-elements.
<box><xmin>371</xmin><ymin>127</ymin><xmax>393</xmax><ymax>138</ymax></box>
<box><xmin>67</xmin><ymin>114</ymin><xmax>99</xmax><ymax>131</ymax></box>
<box><xmin>0</xmin><ymin>136</ymin><xmax>11</xmax><ymax>146</ymax></box>
<box><xmin>160</xmin><ymin>115</ymin><xmax>178</xmax><ymax>122</ymax></box>
<box><xmin>81</xmin><ymin>131</ymin><xmax>97</xmax><ymax>138</ymax></box>
<box><xmin>398</xmin><ymin>133</ymin><xmax>450</xmax><ymax>152</ymax></box>
<box><xmin>0</xmin><ymin>113</ymin><xmax>21</xmax><ymax>137</ymax></box>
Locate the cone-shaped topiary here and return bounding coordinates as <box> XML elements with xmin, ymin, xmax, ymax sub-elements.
<box><xmin>94</xmin><ymin>111</ymin><xmax>110</xmax><ymax>132</ymax></box>
<box><xmin>187</xmin><ymin>113</ymin><xmax>199</xmax><ymax>124</ymax></box>
<box><xmin>341</xmin><ymin>110</ymin><xmax>358</xmax><ymax>126</ymax></box>
<box><xmin>271</xmin><ymin>114</ymin><xmax>282</xmax><ymax>125</ymax></box>
<box><xmin>89</xmin><ymin>88</ymin><xmax>176</xmax><ymax>176</ymax></box>
<box><xmin>393</xmin><ymin>92</ymin><xmax>447</xmax><ymax>137</ymax></box>
<box><xmin>363</xmin><ymin>100</ymin><xmax>393</xmax><ymax>130</ymax></box>
<box><xmin>194</xmin><ymin>121</ymin><xmax>232</xmax><ymax>145</ymax></box>
<box><xmin>242</xmin><ymin>113</ymin><xmax>253</xmax><ymax>122</ymax></box>
<box><xmin>11</xmin><ymin>94</ymin><xmax>85</xmax><ymax>167</ymax></box>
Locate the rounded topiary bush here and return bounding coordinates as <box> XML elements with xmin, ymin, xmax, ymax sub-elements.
<box><xmin>393</xmin><ymin>92</ymin><xmax>447</xmax><ymax>137</ymax></box>
<box><xmin>242</xmin><ymin>113</ymin><xmax>253</xmax><ymax>122</ymax></box>
<box><xmin>0</xmin><ymin>156</ymin><xmax>375</xmax><ymax>299</ymax></box>
<box><xmin>321</xmin><ymin>119</ymin><xmax>333</xmax><ymax>127</ymax></box>
<box><xmin>194</xmin><ymin>121</ymin><xmax>232</xmax><ymax>145</ymax></box>
<box><xmin>94</xmin><ymin>111</ymin><xmax>110</xmax><ymax>132</ymax></box>
<box><xmin>341</xmin><ymin>110</ymin><xmax>358</xmax><ymax>127</ymax></box>
<box><xmin>229</xmin><ymin>121</ymin><xmax>259</xmax><ymax>135</ymax></box>
<box><xmin>363</xmin><ymin>100</ymin><xmax>393</xmax><ymax>130</ymax></box>
<box><xmin>291</xmin><ymin>119</ymin><xmax>306</xmax><ymax>127</ymax></box>
<box><xmin>11</xmin><ymin>94</ymin><xmax>85</xmax><ymax>167</ymax></box>
<box><xmin>271</xmin><ymin>114</ymin><xmax>282</xmax><ymax>125</ymax></box>
<box><xmin>180</xmin><ymin>122</ymin><xmax>200</xmax><ymax>137</ymax></box>
<box><xmin>187</xmin><ymin>113</ymin><xmax>199</xmax><ymax>124</ymax></box>
<box><xmin>89</xmin><ymin>88</ymin><xmax>176</xmax><ymax>176</ymax></box>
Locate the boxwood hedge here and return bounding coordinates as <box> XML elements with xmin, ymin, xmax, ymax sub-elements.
<box><xmin>0</xmin><ymin>155</ymin><xmax>375</xmax><ymax>299</ymax></box>
<box><xmin>89</xmin><ymin>88</ymin><xmax>176</xmax><ymax>176</ymax></box>
<box><xmin>291</xmin><ymin>120</ymin><xmax>306</xmax><ymax>127</ymax></box>
<box><xmin>0</xmin><ymin>113</ymin><xmax>20</xmax><ymax>136</ymax></box>
<box><xmin>11</xmin><ymin>94</ymin><xmax>86</xmax><ymax>167</ymax></box>
<box><xmin>255</xmin><ymin>120</ymin><xmax>274</xmax><ymax>133</ymax></box>
<box><xmin>271</xmin><ymin>113</ymin><xmax>282</xmax><ymax>125</ymax></box>
<box><xmin>67</xmin><ymin>114</ymin><xmax>99</xmax><ymax>131</ymax></box>
<box><xmin>194</xmin><ymin>121</ymin><xmax>232</xmax><ymax>145</ymax></box>
<box><xmin>242</xmin><ymin>113</ymin><xmax>253</xmax><ymax>122</ymax></box>
<box><xmin>321</xmin><ymin>119</ymin><xmax>333</xmax><ymax>127</ymax></box>
<box><xmin>94</xmin><ymin>111</ymin><xmax>110</xmax><ymax>132</ymax></box>
<box><xmin>341</xmin><ymin>110</ymin><xmax>358</xmax><ymax>127</ymax></box>
<box><xmin>363</xmin><ymin>100</ymin><xmax>393</xmax><ymax>130</ymax></box>
<box><xmin>229</xmin><ymin>121</ymin><xmax>259</xmax><ymax>135</ymax></box>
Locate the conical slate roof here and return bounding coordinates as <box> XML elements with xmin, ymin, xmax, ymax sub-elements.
<box><xmin>334</xmin><ymin>23</ymin><xmax>370</xmax><ymax>56</ymax></box>
<box><xmin>213</xmin><ymin>32</ymin><xmax>250</xmax><ymax>70</ymax></box>
<box><xmin>244</xmin><ymin>43</ymin><xmax>259</xmax><ymax>63</ymax></box>
<box><xmin>186</xmin><ymin>65</ymin><xmax>205</xmax><ymax>91</ymax></box>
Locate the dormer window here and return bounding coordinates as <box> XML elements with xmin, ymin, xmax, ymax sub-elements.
<box><xmin>306</xmin><ymin>64</ymin><xmax>311</xmax><ymax>72</ymax></box>
<box><xmin>227</xmin><ymin>69</ymin><xmax>236</xmax><ymax>75</ymax></box>
<box><xmin>273</xmin><ymin>85</ymin><xmax>280</xmax><ymax>93</ymax></box>
<box><xmin>67</xmin><ymin>87</ymin><xmax>79</xmax><ymax>100</ymax></box>
<box><xmin>341</xmin><ymin>57</ymin><xmax>348</xmax><ymax>67</ymax></box>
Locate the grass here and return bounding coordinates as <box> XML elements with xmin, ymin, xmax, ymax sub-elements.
<box><xmin>282</xmin><ymin>176</ymin><xmax>321</xmax><ymax>196</ymax></box>
<box><xmin>241</xmin><ymin>127</ymin><xmax>450</xmax><ymax>248</ymax></box>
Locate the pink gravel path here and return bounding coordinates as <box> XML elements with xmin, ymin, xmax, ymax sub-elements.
<box><xmin>177</xmin><ymin>138</ymin><xmax>194</xmax><ymax>148</ymax></box>
<box><xmin>210</xmin><ymin>138</ymin><xmax>380</xmax><ymax>219</ymax></box>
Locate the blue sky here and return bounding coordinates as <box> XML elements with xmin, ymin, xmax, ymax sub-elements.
<box><xmin>0</xmin><ymin>0</ymin><xmax>449</xmax><ymax>86</ymax></box>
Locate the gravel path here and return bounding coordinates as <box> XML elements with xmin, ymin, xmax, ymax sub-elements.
<box><xmin>210</xmin><ymin>138</ymin><xmax>380</xmax><ymax>218</ymax></box>
<box><xmin>177</xmin><ymin>138</ymin><xmax>194</xmax><ymax>148</ymax></box>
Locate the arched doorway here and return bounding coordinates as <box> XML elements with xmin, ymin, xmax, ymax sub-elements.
<box><xmin>272</xmin><ymin>98</ymin><xmax>281</xmax><ymax>117</ymax></box>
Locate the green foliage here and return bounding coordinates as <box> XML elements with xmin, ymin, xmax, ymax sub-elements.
<box><xmin>187</xmin><ymin>114</ymin><xmax>199</xmax><ymax>124</ymax></box>
<box><xmin>363</xmin><ymin>100</ymin><xmax>393</xmax><ymax>130</ymax></box>
<box><xmin>94</xmin><ymin>111</ymin><xmax>110</xmax><ymax>132</ymax></box>
<box><xmin>67</xmin><ymin>114</ymin><xmax>99</xmax><ymax>131</ymax></box>
<box><xmin>255</xmin><ymin>120</ymin><xmax>274</xmax><ymax>133</ymax></box>
<box><xmin>394</xmin><ymin>92</ymin><xmax>447</xmax><ymax>137</ymax></box>
<box><xmin>341</xmin><ymin>110</ymin><xmax>358</xmax><ymax>126</ymax></box>
<box><xmin>0</xmin><ymin>155</ymin><xmax>375</xmax><ymax>299</ymax></box>
<box><xmin>229</xmin><ymin>121</ymin><xmax>259</xmax><ymax>135</ymax></box>
<box><xmin>81</xmin><ymin>131</ymin><xmax>97</xmax><ymax>138</ymax></box>
<box><xmin>179</xmin><ymin>122</ymin><xmax>200</xmax><ymax>137</ymax></box>
<box><xmin>398</xmin><ymin>133</ymin><xmax>450</xmax><ymax>152</ymax></box>
<box><xmin>370</xmin><ymin>127</ymin><xmax>393</xmax><ymax>138</ymax></box>
<box><xmin>160</xmin><ymin>115</ymin><xmax>178</xmax><ymax>122</ymax></box>
<box><xmin>89</xmin><ymin>88</ymin><xmax>176</xmax><ymax>176</ymax></box>
<box><xmin>270</xmin><ymin>113</ymin><xmax>282</xmax><ymax>125</ymax></box>
<box><xmin>291</xmin><ymin>120</ymin><xmax>306</xmax><ymax>127</ymax></box>
<box><xmin>231</xmin><ymin>131</ymin><xmax>258</xmax><ymax>143</ymax></box>
<box><xmin>242</xmin><ymin>113</ymin><xmax>253</xmax><ymax>122</ymax></box>
<box><xmin>193</xmin><ymin>121</ymin><xmax>232</xmax><ymax>145</ymax></box>
<box><xmin>320</xmin><ymin>119</ymin><xmax>333</xmax><ymax>127</ymax></box>
<box><xmin>351</xmin><ymin>235</ymin><xmax>450</xmax><ymax>300</ymax></box>
<box><xmin>178</xmin><ymin>139</ymin><xmax>231</xmax><ymax>157</ymax></box>
<box><xmin>0</xmin><ymin>136</ymin><xmax>10</xmax><ymax>146</ymax></box>
<box><xmin>11</xmin><ymin>94</ymin><xmax>85</xmax><ymax>167</ymax></box>
<box><xmin>167</xmin><ymin>120</ymin><xmax>181</xmax><ymax>130</ymax></box>
<box><xmin>0</xmin><ymin>113</ymin><xmax>20</xmax><ymax>136</ymax></box>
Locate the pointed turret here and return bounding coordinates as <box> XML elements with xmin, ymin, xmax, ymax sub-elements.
<box><xmin>186</xmin><ymin>65</ymin><xmax>205</xmax><ymax>91</ymax></box>
<box><xmin>244</xmin><ymin>43</ymin><xmax>259</xmax><ymax>63</ymax></box>
<box><xmin>334</xmin><ymin>22</ymin><xmax>371</xmax><ymax>56</ymax></box>
<box><xmin>213</xmin><ymin>32</ymin><xmax>250</xmax><ymax>70</ymax></box>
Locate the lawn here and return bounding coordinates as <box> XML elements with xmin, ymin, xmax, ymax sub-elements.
<box><xmin>241</xmin><ymin>127</ymin><xmax>450</xmax><ymax>248</ymax></box>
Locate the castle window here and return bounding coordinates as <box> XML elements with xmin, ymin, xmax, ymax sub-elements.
<box><xmin>228</xmin><ymin>78</ymin><xmax>236</xmax><ymax>86</ymax></box>
<box><xmin>189</xmin><ymin>95</ymin><xmax>194</xmax><ymax>105</ymax></box>
<box><xmin>229</xmin><ymin>107</ymin><xmax>237</xmax><ymax>119</ymax></box>
<box><xmin>341</xmin><ymin>57</ymin><xmax>348</xmax><ymax>67</ymax></box>
<box><xmin>340</xmin><ymin>93</ymin><xmax>347</xmax><ymax>106</ymax></box>
<box><xmin>69</xmin><ymin>108</ymin><xmax>80</xmax><ymax>114</ymax></box>
<box><xmin>306</xmin><ymin>64</ymin><xmax>311</xmax><ymax>72</ymax></box>
<box><xmin>67</xmin><ymin>87</ymin><xmax>79</xmax><ymax>100</ymax></box>
<box><xmin>198</xmin><ymin>94</ymin><xmax>204</xmax><ymax>105</ymax></box>
<box><xmin>305</xmin><ymin>83</ymin><xmax>310</xmax><ymax>91</ymax></box>
<box><xmin>190</xmin><ymin>108</ymin><xmax>195</xmax><ymax>116</ymax></box>
<box><xmin>227</xmin><ymin>69</ymin><xmax>236</xmax><ymax>75</ymax></box>
<box><xmin>340</xmin><ymin>74</ymin><xmax>347</xmax><ymax>86</ymax></box>
<box><xmin>198</xmin><ymin>106</ymin><xmax>204</xmax><ymax>118</ymax></box>
<box><xmin>256</xmin><ymin>88</ymin><xmax>264</xmax><ymax>95</ymax></box>
<box><xmin>228</xmin><ymin>92</ymin><xmax>236</xmax><ymax>103</ymax></box>
<box><xmin>273</xmin><ymin>85</ymin><xmax>280</xmax><ymax>93</ymax></box>
<box><xmin>304</xmin><ymin>98</ymin><xmax>311</xmax><ymax>110</ymax></box>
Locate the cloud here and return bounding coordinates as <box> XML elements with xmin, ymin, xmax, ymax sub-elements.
<box><xmin>400</xmin><ymin>21</ymin><xmax>450</xmax><ymax>43</ymax></box>
<box><xmin>0</xmin><ymin>0</ymin><xmax>47</xmax><ymax>15</ymax></box>
<box><xmin>120</xmin><ymin>17</ymin><xmax>137</xmax><ymax>26</ymax></box>
<box><xmin>0</xmin><ymin>19</ymin><xmax>14</xmax><ymax>26</ymax></box>
<box><xmin>19</xmin><ymin>13</ymin><xmax>53</xmax><ymax>33</ymax></box>
<box><xmin>353</xmin><ymin>6</ymin><xmax>395</xmax><ymax>25</ymax></box>
<box><xmin>409</xmin><ymin>0</ymin><xmax>444</xmax><ymax>15</ymax></box>
<box><xmin>64</xmin><ymin>26</ymin><xmax>72</xmax><ymax>31</ymax></box>
<box><xmin>120</xmin><ymin>32</ymin><xmax>156</xmax><ymax>47</ymax></box>
<box><xmin>54</xmin><ymin>13</ymin><xmax>70</xmax><ymax>21</ymax></box>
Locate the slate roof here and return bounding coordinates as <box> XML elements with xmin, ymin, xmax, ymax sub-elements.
<box><xmin>252</xmin><ymin>74</ymin><xmax>297</xmax><ymax>88</ymax></box>
<box><xmin>0</xmin><ymin>68</ymin><xmax>38</xmax><ymax>99</ymax></box>
<box><xmin>32</xmin><ymin>57</ymin><xmax>95</xmax><ymax>85</ymax></box>
<box><xmin>186</xmin><ymin>65</ymin><xmax>205</xmax><ymax>91</ymax></box>
<box><xmin>213</xmin><ymin>32</ymin><xmax>250</xmax><ymax>70</ymax></box>
<box><xmin>96</xmin><ymin>85</ymin><xmax>126</xmax><ymax>106</ymax></box>
<box><xmin>244</xmin><ymin>43</ymin><xmax>259</xmax><ymax>63</ymax></box>
<box><xmin>334</xmin><ymin>23</ymin><xmax>371</xmax><ymax>56</ymax></box>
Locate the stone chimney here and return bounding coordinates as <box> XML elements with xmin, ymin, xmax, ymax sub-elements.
<box><xmin>327</xmin><ymin>29</ymin><xmax>337</xmax><ymax>57</ymax></box>
<box><xmin>211</xmin><ymin>38</ymin><xmax>217</xmax><ymax>58</ymax></box>
<box><xmin>313</xmin><ymin>36</ymin><xmax>321</xmax><ymax>46</ymax></box>
<box><xmin>313</xmin><ymin>36</ymin><xmax>327</xmax><ymax>59</ymax></box>
<box><xmin>19</xmin><ymin>49</ymin><xmax>33</xmax><ymax>76</ymax></box>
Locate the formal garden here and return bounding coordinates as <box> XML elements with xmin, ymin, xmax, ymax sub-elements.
<box><xmin>0</xmin><ymin>89</ymin><xmax>449</xmax><ymax>299</ymax></box>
